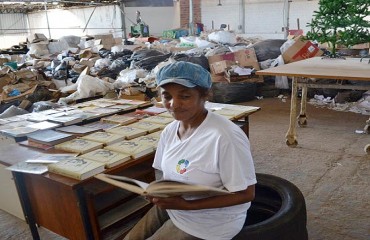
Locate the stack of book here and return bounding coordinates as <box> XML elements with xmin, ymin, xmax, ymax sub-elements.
<box><xmin>80</xmin><ymin>131</ymin><xmax>125</xmax><ymax>146</ymax></box>
<box><xmin>56</xmin><ymin>125</ymin><xmax>103</xmax><ymax>137</ymax></box>
<box><xmin>127</xmin><ymin>121</ymin><xmax>163</xmax><ymax>134</ymax></box>
<box><xmin>101</xmin><ymin>114</ymin><xmax>137</xmax><ymax>125</ymax></box>
<box><xmin>19</xmin><ymin>129</ymin><xmax>76</xmax><ymax>150</ymax></box>
<box><xmin>48</xmin><ymin>157</ymin><xmax>105</xmax><ymax>180</ymax></box>
<box><xmin>105</xmin><ymin>140</ymin><xmax>155</xmax><ymax>159</ymax></box>
<box><xmin>79</xmin><ymin>149</ymin><xmax>131</xmax><ymax>168</ymax></box>
<box><xmin>54</xmin><ymin>138</ymin><xmax>104</xmax><ymax>154</ymax></box>
<box><xmin>105</xmin><ymin>125</ymin><xmax>147</xmax><ymax>140</ymax></box>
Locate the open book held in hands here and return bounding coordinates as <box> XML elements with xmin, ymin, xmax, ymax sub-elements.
<box><xmin>95</xmin><ymin>174</ymin><xmax>231</xmax><ymax>197</ymax></box>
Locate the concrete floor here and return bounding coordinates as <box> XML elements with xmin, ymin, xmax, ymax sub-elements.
<box><xmin>1</xmin><ymin>97</ymin><xmax>369</xmax><ymax>240</ymax></box>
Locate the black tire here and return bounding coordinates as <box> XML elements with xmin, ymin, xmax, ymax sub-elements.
<box><xmin>233</xmin><ymin>173</ymin><xmax>308</xmax><ymax>240</ymax></box>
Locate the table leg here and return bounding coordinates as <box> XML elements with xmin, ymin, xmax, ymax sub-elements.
<box><xmin>285</xmin><ymin>77</ymin><xmax>298</xmax><ymax>147</ymax></box>
<box><xmin>12</xmin><ymin>172</ymin><xmax>40</xmax><ymax>240</ymax></box>
<box><xmin>298</xmin><ymin>82</ymin><xmax>308</xmax><ymax>127</ymax></box>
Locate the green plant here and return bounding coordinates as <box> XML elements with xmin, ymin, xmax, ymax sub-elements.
<box><xmin>306</xmin><ymin>0</ymin><xmax>370</xmax><ymax>57</ymax></box>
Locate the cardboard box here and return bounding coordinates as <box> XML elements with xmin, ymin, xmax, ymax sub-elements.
<box><xmin>207</xmin><ymin>48</ymin><xmax>263</xmax><ymax>82</ymax></box>
<box><xmin>282</xmin><ymin>36</ymin><xmax>323</xmax><ymax>64</ymax></box>
<box><xmin>92</xmin><ymin>34</ymin><xmax>115</xmax><ymax>50</ymax></box>
<box><xmin>119</xmin><ymin>93</ymin><xmax>147</xmax><ymax>101</ymax></box>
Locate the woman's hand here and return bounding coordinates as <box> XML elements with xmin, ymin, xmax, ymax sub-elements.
<box><xmin>147</xmin><ymin>196</ymin><xmax>190</xmax><ymax>210</ymax></box>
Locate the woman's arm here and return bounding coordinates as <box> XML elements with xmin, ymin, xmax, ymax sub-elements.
<box><xmin>148</xmin><ymin>184</ymin><xmax>255</xmax><ymax>210</ymax></box>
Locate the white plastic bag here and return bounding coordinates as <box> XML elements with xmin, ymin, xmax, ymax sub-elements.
<box><xmin>208</xmin><ymin>31</ymin><xmax>237</xmax><ymax>45</ymax></box>
<box><xmin>272</xmin><ymin>55</ymin><xmax>289</xmax><ymax>89</ymax></box>
<box><xmin>58</xmin><ymin>75</ymin><xmax>113</xmax><ymax>104</ymax></box>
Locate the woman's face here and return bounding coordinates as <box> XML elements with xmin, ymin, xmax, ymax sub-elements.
<box><xmin>160</xmin><ymin>83</ymin><xmax>206</xmax><ymax>122</ymax></box>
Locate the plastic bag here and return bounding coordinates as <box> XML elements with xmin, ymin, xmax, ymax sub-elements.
<box><xmin>58</xmin><ymin>75</ymin><xmax>113</xmax><ymax>104</ymax></box>
<box><xmin>272</xmin><ymin>55</ymin><xmax>289</xmax><ymax>89</ymax></box>
<box><xmin>208</xmin><ymin>31</ymin><xmax>237</xmax><ymax>45</ymax></box>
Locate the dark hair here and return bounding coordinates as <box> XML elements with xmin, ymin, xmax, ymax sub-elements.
<box><xmin>195</xmin><ymin>86</ymin><xmax>211</xmax><ymax>99</ymax></box>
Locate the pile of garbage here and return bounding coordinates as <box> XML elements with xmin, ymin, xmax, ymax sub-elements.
<box><xmin>1</xmin><ymin>30</ymin><xmax>367</xmax><ymax>117</ymax></box>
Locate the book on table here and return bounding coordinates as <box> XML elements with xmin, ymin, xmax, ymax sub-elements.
<box><xmin>47</xmin><ymin>115</ymin><xmax>84</xmax><ymax>126</ymax></box>
<box><xmin>79</xmin><ymin>149</ymin><xmax>131</xmax><ymax>168</ymax></box>
<box><xmin>56</xmin><ymin>125</ymin><xmax>102</xmax><ymax>137</ymax></box>
<box><xmin>105</xmin><ymin>125</ymin><xmax>147</xmax><ymax>140</ymax></box>
<box><xmin>95</xmin><ymin>174</ymin><xmax>231</xmax><ymax>197</ymax></box>
<box><xmin>131</xmin><ymin>135</ymin><xmax>160</xmax><ymax>150</ymax></box>
<box><xmin>6</xmin><ymin>161</ymin><xmax>49</xmax><ymax>174</ymax></box>
<box><xmin>18</xmin><ymin>140</ymin><xmax>54</xmax><ymax>150</ymax></box>
<box><xmin>26</xmin><ymin>129</ymin><xmax>76</xmax><ymax>146</ymax></box>
<box><xmin>27</xmin><ymin>121</ymin><xmax>61</xmax><ymax>130</ymax></box>
<box><xmin>80</xmin><ymin>131</ymin><xmax>125</xmax><ymax>145</ymax></box>
<box><xmin>141</xmin><ymin>116</ymin><xmax>173</xmax><ymax>125</ymax></box>
<box><xmin>104</xmin><ymin>140</ymin><xmax>154</xmax><ymax>159</ymax></box>
<box><xmin>54</xmin><ymin>138</ymin><xmax>104</xmax><ymax>154</ymax></box>
<box><xmin>127</xmin><ymin>121</ymin><xmax>163</xmax><ymax>133</ymax></box>
<box><xmin>101</xmin><ymin>114</ymin><xmax>138</xmax><ymax>125</ymax></box>
<box><xmin>48</xmin><ymin>157</ymin><xmax>105</xmax><ymax>180</ymax></box>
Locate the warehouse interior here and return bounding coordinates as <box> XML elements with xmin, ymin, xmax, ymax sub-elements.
<box><xmin>0</xmin><ymin>0</ymin><xmax>369</xmax><ymax>240</ymax></box>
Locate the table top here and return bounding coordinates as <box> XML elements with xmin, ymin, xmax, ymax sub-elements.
<box><xmin>257</xmin><ymin>57</ymin><xmax>370</xmax><ymax>81</ymax></box>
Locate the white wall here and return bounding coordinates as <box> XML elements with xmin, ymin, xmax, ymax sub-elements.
<box><xmin>201</xmin><ymin>0</ymin><xmax>319</xmax><ymax>39</ymax></box>
<box><xmin>26</xmin><ymin>3</ymin><xmax>180</xmax><ymax>41</ymax></box>
<box><xmin>0</xmin><ymin>13</ymin><xmax>29</xmax><ymax>49</ymax></box>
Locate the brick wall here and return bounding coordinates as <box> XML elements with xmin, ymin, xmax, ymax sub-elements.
<box><xmin>180</xmin><ymin>0</ymin><xmax>201</xmax><ymax>28</ymax></box>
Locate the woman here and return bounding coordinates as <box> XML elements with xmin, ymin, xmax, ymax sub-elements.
<box><xmin>124</xmin><ymin>61</ymin><xmax>256</xmax><ymax>240</ymax></box>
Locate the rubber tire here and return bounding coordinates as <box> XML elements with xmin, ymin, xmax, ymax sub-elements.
<box><xmin>233</xmin><ymin>173</ymin><xmax>308</xmax><ymax>240</ymax></box>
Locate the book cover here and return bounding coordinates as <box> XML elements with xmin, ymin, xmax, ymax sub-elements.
<box><xmin>135</xmin><ymin>106</ymin><xmax>167</xmax><ymax>115</ymax></box>
<box><xmin>25</xmin><ymin>154</ymin><xmax>78</xmax><ymax>163</ymax></box>
<box><xmin>18</xmin><ymin>140</ymin><xmax>54</xmax><ymax>150</ymax></box>
<box><xmin>127</xmin><ymin>121</ymin><xmax>162</xmax><ymax>133</ymax></box>
<box><xmin>79</xmin><ymin>149</ymin><xmax>131</xmax><ymax>168</ymax></box>
<box><xmin>95</xmin><ymin>174</ymin><xmax>231</xmax><ymax>197</ymax></box>
<box><xmin>141</xmin><ymin>116</ymin><xmax>173</xmax><ymax>125</ymax></box>
<box><xmin>82</xmin><ymin>121</ymin><xmax>119</xmax><ymax>131</ymax></box>
<box><xmin>101</xmin><ymin>114</ymin><xmax>138</xmax><ymax>125</ymax></box>
<box><xmin>56</xmin><ymin>125</ymin><xmax>102</xmax><ymax>137</ymax></box>
<box><xmin>131</xmin><ymin>135</ymin><xmax>160</xmax><ymax>150</ymax></box>
<box><xmin>27</xmin><ymin>121</ymin><xmax>61</xmax><ymax>130</ymax></box>
<box><xmin>157</xmin><ymin>112</ymin><xmax>173</xmax><ymax>119</ymax></box>
<box><xmin>0</xmin><ymin>126</ymin><xmax>39</xmax><ymax>138</ymax></box>
<box><xmin>80</xmin><ymin>131</ymin><xmax>125</xmax><ymax>145</ymax></box>
<box><xmin>105</xmin><ymin>140</ymin><xmax>154</xmax><ymax>159</ymax></box>
<box><xmin>54</xmin><ymin>138</ymin><xmax>103</xmax><ymax>154</ymax></box>
<box><xmin>6</xmin><ymin>161</ymin><xmax>48</xmax><ymax>174</ymax></box>
<box><xmin>27</xmin><ymin>129</ymin><xmax>76</xmax><ymax>145</ymax></box>
<box><xmin>26</xmin><ymin>113</ymin><xmax>51</xmax><ymax>122</ymax></box>
<box><xmin>107</xmin><ymin>104</ymin><xmax>137</xmax><ymax>111</ymax></box>
<box><xmin>47</xmin><ymin>115</ymin><xmax>84</xmax><ymax>126</ymax></box>
<box><xmin>105</xmin><ymin>126</ymin><xmax>147</xmax><ymax>140</ymax></box>
<box><xmin>48</xmin><ymin>157</ymin><xmax>105</xmax><ymax>180</ymax></box>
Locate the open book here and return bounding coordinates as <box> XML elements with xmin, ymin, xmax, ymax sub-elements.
<box><xmin>95</xmin><ymin>174</ymin><xmax>231</xmax><ymax>197</ymax></box>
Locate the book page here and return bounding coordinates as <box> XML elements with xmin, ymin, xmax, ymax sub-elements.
<box><xmin>147</xmin><ymin>181</ymin><xmax>231</xmax><ymax>197</ymax></box>
<box><xmin>95</xmin><ymin>174</ymin><xmax>148</xmax><ymax>195</ymax></box>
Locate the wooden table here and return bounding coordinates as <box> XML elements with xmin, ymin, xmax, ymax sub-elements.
<box><xmin>2</xmin><ymin>105</ymin><xmax>260</xmax><ymax>240</ymax></box>
<box><xmin>257</xmin><ymin>57</ymin><xmax>370</xmax><ymax>149</ymax></box>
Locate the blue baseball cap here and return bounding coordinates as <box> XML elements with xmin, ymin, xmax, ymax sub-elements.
<box><xmin>156</xmin><ymin>61</ymin><xmax>212</xmax><ymax>89</ymax></box>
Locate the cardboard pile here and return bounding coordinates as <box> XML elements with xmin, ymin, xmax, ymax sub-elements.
<box><xmin>282</xmin><ymin>36</ymin><xmax>323</xmax><ymax>64</ymax></box>
<box><xmin>207</xmin><ymin>48</ymin><xmax>263</xmax><ymax>83</ymax></box>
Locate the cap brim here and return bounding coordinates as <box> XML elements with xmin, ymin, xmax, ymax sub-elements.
<box><xmin>157</xmin><ymin>78</ymin><xmax>197</xmax><ymax>88</ymax></box>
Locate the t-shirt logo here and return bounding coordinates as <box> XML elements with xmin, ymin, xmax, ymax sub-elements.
<box><xmin>176</xmin><ymin>159</ymin><xmax>189</xmax><ymax>174</ymax></box>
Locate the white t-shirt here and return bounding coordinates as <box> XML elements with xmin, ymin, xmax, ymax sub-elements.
<box><xmin>153</xmin><ymin>111</ymin><xmax>256</xmax><ymax>240</ymax></box>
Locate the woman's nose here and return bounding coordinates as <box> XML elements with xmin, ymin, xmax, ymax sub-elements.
<box><xmin>169</xmin><ymin>98</ymin><xmax>179</xmax><ymax>108</ymax></box>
